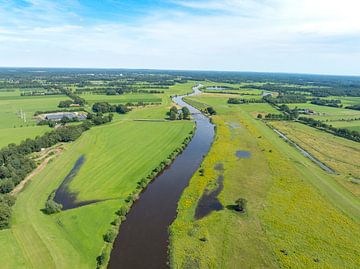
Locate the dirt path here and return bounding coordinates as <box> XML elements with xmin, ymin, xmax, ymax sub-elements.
<box><xmin>11</xmin><ymin>148</ymin><xmax>63</xmax><ymax>196</ymax></box>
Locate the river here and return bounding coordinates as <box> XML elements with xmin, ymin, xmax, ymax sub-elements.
<box><xmin>107</xmin><ymin>85</ymin><xmax>215</xmax><ymax>269</ymax></box>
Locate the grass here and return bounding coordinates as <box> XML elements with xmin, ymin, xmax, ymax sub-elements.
<box><xmin>270</xmin><ymin>121</ymin><xmax>360</xmax><ymax>197</ymax></box>
<box><xmin>286</xmin><ymin>103</ymin><xmax>360</xmax><ymax>121</ymax></box>
<box><xmin>80</xmin><ymin>93</ymin><xmax>162</xmax><ymax>105</ymax></box>
<box><xmin>0</xmin><ymin>83</ymin><xmax>195</xmax><ymax>269</ymax></box>
<box><xmin>170</xmin><ymin>94</ymin><xmax>360</xmax><ymax>269</ymax></box>
<box><xmin>0</xmin><ymin>91</ymin><xmax>71</xmax><ymax>128</ymax></box>
<box><xmin>0</xmin><ymin>125</ymin><xmax>51</xmax><ymax>148</ymax></box>
<box><xmin>0</xmin><ymin>119</ymin><xmax>193</xmax><ymax>269</ymax></box>
<box><xmin>330</xmin><ymin>120</ymin><xmax>360</xmax><ymax>132</ymax></box>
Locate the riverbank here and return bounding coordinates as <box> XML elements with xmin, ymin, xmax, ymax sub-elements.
<box><xmin>107</xmin><ymin>85</ymin><xmax>214</xmax><ymax>269</ymax></box>
<box><xmin>170</xmin><ymin>94</ymin><xmax>360</xmax><ymax>268</ymax></box>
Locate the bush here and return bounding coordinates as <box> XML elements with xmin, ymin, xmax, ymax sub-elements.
<box><xmin>44</xmin><ymin>200</ymin><xmax>62</xmax><ymax>214</ymax></box>
<box><xmin>0</xmin><ymin>202</ymin><xmax>11</xmax><ymax>229</ymax></box>
<box><xmin>103</xmin><ymin>228</ymin><xmax>117</xmax><ymax>243</ymax></box>
<box><xmin>234</xmin><ymin>198</ymin><xmax>247</xmax><ymax>212</ymax></box>
<box><xmin>96</xmin><ymin>250</ymin><xmax>106</xmax><ymax>268</ymax></box>
<box><xmin>116</xmin><ymin>205</ymin><xmax>129</xmax><ymax>216</ymax></box>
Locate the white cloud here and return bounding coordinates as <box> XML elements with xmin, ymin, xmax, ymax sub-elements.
<box><xmin>0</xmin><ymin>0</ymin><xmax>359</xmax><ymax>75</ymax></box>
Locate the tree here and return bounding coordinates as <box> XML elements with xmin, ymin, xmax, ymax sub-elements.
<box><xmin>206</xmin><ymin>107</ymin><xmax>216</xmax><ymax>115</ymax></box>
<box><xmin>234</xmin><ymin>198</ymin><xmax>247</xmax><ymax>212</ymax></box>
<box><xmin>170</xmin><ymin>106</ymin><xmax>178</xmax><ymax>114</ymax></box>
<box><xmin>44</xmin><ymin>200</ymin><xmax>62</xmax><ymax>214</ymax></box>
<box><xmin>182</xmin><ymin>107</ymin><xmax>190</xmax><ymax>119</ymax></box>
<box><xmin>257</xmin><ymin>114</ymin><xmax>263</xmax><ymax>119</ymax></box>
<box><xmin>0</xmin><ymin>203</ymin><xmax>11</xmax><ymax>229</ymax></box>
<box><xmin>169</xmin><ymin>111</ymin><xmax>177</xmax><ymax>120</ymax></box>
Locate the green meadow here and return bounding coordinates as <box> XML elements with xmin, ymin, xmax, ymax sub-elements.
<box><xmin>330</xmin><ymin>120</ymin><xmax>360</xmax><ymax>132</ymax></box>
<box><xmin>170</xmin><ymin>94</ymin><xmax>360</xmax><ymax>269</ymax></box>
<box><xmin>0</xmin><ymin>82</ymin><xmax>195</xmax><ymax>269</ymax></box>
<box><xmin>286</xmin><ymin>102</ymin><xmax>360</xmax><ymax>121</ymax></box>
<box><xmin>0</xmin><ymin>117</ymin><xmax>193</xmax><ymax>269</ymax></box>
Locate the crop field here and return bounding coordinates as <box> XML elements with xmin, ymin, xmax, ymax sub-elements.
<box><xmin>170</xmin><ymin>94</ymin><xmax>360</xmax><ymax>269</ymax></box>
<box><xmin>0</xmin><ymin>118</ymin><xmax>194</xmax><ymax>269</ymax></box>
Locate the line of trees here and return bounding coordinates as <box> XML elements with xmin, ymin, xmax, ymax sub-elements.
<box><xmin>168</xmin><ymin>106</ymin><xmax>191</xmax><ymax>120</ymax></box>
<box><xmin>0</xmin><ymin>115</ymin><xmax>114</xmax><ymax>229</ymax></box>
<box><xmin>345</xmin><ymin>104</ymin><xmax>360</xmax><ymax>111</ymax></box>
<box><xmin>227</xmin><ymin>98</ymin><xmax>265</xmax><ymax>104</ymax></box>
<box><xmin>298</xmin><ymin>117</ymin><xmax>360</xmax><ymax>142</ymax></box>
<box><xmin>92</xmin><ymin>102</ymin><xmax>131</xmax><ymax>114</ymax></box>
<box><xmin>310</xmin><ymin>98</ymin><xmax>342</xmax><ymax>108</ymax></box>
<box><xmin>263</xmin><ymin>94</ymin><xmax>307</xmax><ymax>104</ymax></box>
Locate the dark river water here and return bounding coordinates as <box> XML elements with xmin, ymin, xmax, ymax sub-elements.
<box><xmin>107</xmin><ymin>85</ymin><xmax>215</xmax><ymax>269</ymax></box>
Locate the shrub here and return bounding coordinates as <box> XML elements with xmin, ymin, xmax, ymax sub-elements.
<box><xmin>103</xmin><ymin>228</ymin><xmax>117</xmax><ymax>243</ymax></box>
<box><xmin>44</xmin><ymin>200</ymin><xmax>62</xmax><ymax>214</ymax></box>
<box><xmin>96</xmin><ymin>250</ymin><xmax>106</xmax><ymax>268</ymax></box>
<box><xmin>116</xmin><ymin>205</ymin><xmax>129</xmax><ymax>216</ymax></box>
<box><xmin>0</xmin><ymin>202</ymin><xmax>11</xmax><ymax>229</ymax></box>
<box><xmin>234</xmin><ymin>198</ymin><xmax>247</xmax><ymax>212</ymax></box>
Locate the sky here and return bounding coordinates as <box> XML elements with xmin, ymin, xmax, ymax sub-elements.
<box><xmin>0</xmin><ymin>0</ymin><xmax>359</xmax><ymax>75</ymax></box>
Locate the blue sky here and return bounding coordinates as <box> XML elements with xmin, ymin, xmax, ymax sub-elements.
<box><xmin>1</xmin><ymin>0</ymin><xmax>359</xmax><ymax>75</ymax></box>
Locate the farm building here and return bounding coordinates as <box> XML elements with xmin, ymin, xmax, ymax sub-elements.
<box><xmin>44</xmin><ymin>112</ymin><xmax>87</xmax><ymax>121</ymax></box>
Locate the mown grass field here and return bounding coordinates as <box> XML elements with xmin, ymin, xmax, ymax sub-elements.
<box><xmin>0</xmin><ymin>91</ymin><xmax>68</xmax><ymax>147</ymax></box>
<box><xmin>0</xmin><ymin>91</ymin><xmax>71</xmax><ymax>128</ymax></box>
<box><xmin>286</xmin><ymin>102</ymin><xmax>360</xmax><ymax>121</ymax></box>
<box><xmin>0</xmin><ymin>83</ymin><xmax>195</xmax><ymax>269</ymax></box>
<box><xmin>0</xmin><ymin>126</ymin><xmax>51</xmax><ymax>148</ymax></box>
<box><xmin>330</xmin><ymin>120</ymin><xmax>360</xmax><ymax>132</ymax></box>
<box><xmin>170</xmin><ymin>94</ymin><xmax>360</xmax><ymax>269</ymax></box>
<box><xmin>0</xmin><ymin>118</ymin><xmax>194</xmax><ymax>269</ymax></box>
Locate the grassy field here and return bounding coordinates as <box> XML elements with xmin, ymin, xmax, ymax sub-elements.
<box><xmin>80</xmin><ymin>93</ymin><xmax>162</xmax><ymax>105</ymax></box>
<box><xmin>0</xmin><ymin>91</ymin><xmax>70</xmax><ymax>147</ymax></box>
<box><xmin>170</xmin><ymin>94</ymin><xmax>360</xmax><ymax>268</ymax></box>
<box><xmin>0</xmin><ymin>118</ymin><xmax>193</xmax><ymax>269</ymax></box>
<box><xmin>0</xmin><ymin>125</ymin><xmax>51</xmax><ymax>148</ymax></box>
<box><xmin>286</xmin><ymin>103</ymin><xmax>360</xmax><ymax>121</ymax></box>
<box><xmin>0</xmin><ymin>91</ymin><xmax>71</xmax><ymax>128</ymax></box>
<box><xmin>330</xmin><ymin>120</ymin><xmax>360</xmax><ymax>132</ymax></box>
<box><xmin>0</xmin><ymin>82</ymin><xmax>195</xmax><ymax>269</ymax></box>
<box><xmin>270</xmin><ymin>121</ymin><xmax>360</xmax><ymax>197</ymax></box>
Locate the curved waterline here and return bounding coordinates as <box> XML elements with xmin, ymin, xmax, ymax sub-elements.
<box><xmin>108</xmin><ymin>85</ymin><xmax>215</xmax><ymax>269</ymax></box>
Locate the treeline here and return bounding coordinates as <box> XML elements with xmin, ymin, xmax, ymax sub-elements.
<box><xmin>0</xmin><ymin>115</ymin><xmax>113</xmax><ymax>229</ymax></box>
<box><xmin>263</xmin><ymin>94</ymin><xmax>307</xmax><ymax>104</ymax></box>
<box><xmin>298</xmin><ymin>117</ymin><xmax>360</xmax><ymax>142</ymax></box>
<box><xmin>245</xmin><ymin>83</ymin><xmax>360</xmax><ymax>97</ymax></box>
<box><xmin>20</xmin><ymin>90</ymin><xmax>62</xmax><ymax>96</ymax></box>
<box><xmin>228</xmin><ymin>98</ymin><xmax>265</xmax><ymax>104</ymax></box>
<box><xmin>345</xmin><ymin>104</ymin><xmax>360</xmax><ymax>111</ymax></box>
<box><xmin>92</xmin><ymin>102</ymin><xmax>131</xmax><ymax>114</ymax></box>
<box><xmin>310</xmin><ymin>98</ymin><xmax>342</xmax><ymax>108</ymax></box>
<box><xmin>167</xmin><ymin>106</ymin><xmax>190</xmax><ymax>120</ymax></box>
<box><xmin>60</xmin><ymin>88</ymin><xmax>86</xmax><ymax>107</ymax></box>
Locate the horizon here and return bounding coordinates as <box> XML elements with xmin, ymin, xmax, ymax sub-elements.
<box><xmin>1</xmin><ymin>0</ymin><xmax>360</xmax><ymax>76</ymax></box>
<box><xmin>1</xmin><ymin>66</ymin><xmax>360</xmax><ymax>78</ymax></box>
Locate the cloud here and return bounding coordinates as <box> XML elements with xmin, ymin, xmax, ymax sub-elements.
<box><xmin>0</xmin><ymin>0</ymin><xmax>359</xmax><ymax>75</ymax></box>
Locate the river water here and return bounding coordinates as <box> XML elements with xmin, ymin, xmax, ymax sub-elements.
<box><xmin>108</xmin><ymin>85</ymin><xmax>215</xmax><ymax>269</ymax></box>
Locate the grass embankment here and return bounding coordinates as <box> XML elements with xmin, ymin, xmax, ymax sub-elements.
<box><xmin>270</xmin><ymin>121</ymin><xmax>360</xmax><ymax>197</ymax></box>
<box><xmin>170</xmin><ymin>94</ymin><xmax>360</xmax><ymax>268</ymax></box>
<box><xmin>0</xmin><ymin>84</ymin><xmax>195</xmax><ymax>269</ymax></box>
